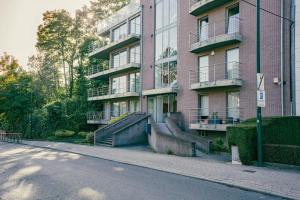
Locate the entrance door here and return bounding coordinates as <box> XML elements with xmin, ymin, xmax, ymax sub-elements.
<box><xmin>199</xmin><ymin>56</ymin><xmax>209</xmax><ymax>83</ymax></box>
<box><xmin>226</xmin><ymin>48</ymin><xmax>239</xmax><ymax>79</ymax></box>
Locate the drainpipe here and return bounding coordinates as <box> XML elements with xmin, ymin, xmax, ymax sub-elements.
<box><xmin>290</xmin><ymin>0</ymin><xmax>296</xmax><ymax>115</ymax></box>
<box><xmin>280</xmin><ymin>0</ymin><xmax>284</xmax><ymax>116</ymax></box>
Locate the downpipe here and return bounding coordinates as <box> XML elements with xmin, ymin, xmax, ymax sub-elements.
<box><xmin>280</xmin><ymin>0</ymin><xmax>284</xmax><ymax>116</ymax></box>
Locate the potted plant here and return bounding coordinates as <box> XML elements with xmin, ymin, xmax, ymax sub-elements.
<box><xmin>208</xmin><ymin>112</ymin><xmax>221</xmax><ymax>124</ymax></box>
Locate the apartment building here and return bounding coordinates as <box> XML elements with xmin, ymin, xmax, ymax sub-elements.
<box><xmin>88</xmin><ymin>0</ymin><xmax>293</xmax><ymax>137</ymax></box>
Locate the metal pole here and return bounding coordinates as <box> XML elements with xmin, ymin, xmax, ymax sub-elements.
<box><xmin>256</xmin><ymin>0</ymin><xmax>263</xmax><ymax>166</ymax></box>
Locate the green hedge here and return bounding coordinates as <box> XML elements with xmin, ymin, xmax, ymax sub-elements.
<box><xmin>263</xmin><ymin>144</ymin><xmax>300</xmax><ymax>166</ymax></box>
<box><xmin>54</xmin><ymin>130</ymin><xmax>75</xmax><ymax>137</ymax></box>
<box><xmin>227</xmin><ymin>116</ymin><xmax>300</xmax><ymax>165</ymax></box>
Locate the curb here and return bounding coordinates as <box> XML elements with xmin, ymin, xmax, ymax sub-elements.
<box><xmin>18</xmin><ymin>142</ymin><xmax>297</xmax><ymax>200</ymax></box>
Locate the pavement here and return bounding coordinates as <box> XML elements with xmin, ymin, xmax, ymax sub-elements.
<box><xmin>0</xmin><ymin>142</ymin><xmax>283</xmax><ymax>200</ymax></box>
<box><xmin>6</xmin><ymin>141</ymin><xmax>300</xmax><ymax>199</ymax></box>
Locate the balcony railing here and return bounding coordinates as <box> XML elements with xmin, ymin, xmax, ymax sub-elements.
<box><xmin>189</xmin><ymin>107</ymin><xmax>241</xmax><ymax>131</ymax></box>
<box><xmin>189</xmin><ymin>17</ymin><xmax>242</xmax><ymax>53</ymax></box>
<box><xmin>189</xmin><ymin>0</ymin><xmax>232</xmax><ymax>16</ymax></box>
<box><xmin>96</xmin><ymin>0</ymin><xmax>141</xmax><ymax>35</ymax></box>
<box><xmin>88</xmin><ymin>85</ymin><xmax>140</xmax><ymax>101</ymax></box>
<box><xmin>189</xmin><ymin>62</ymin><xmax>242</xmax><ymax>90</ymax></box>
<box><xmin>87</xmin><ymin>111</ymin><xmax>104</xmax><ymax>122</ymax></box>
<box><xmin>87</xmin><ymin>62</ymin><xmax>109</xmax><ymax>76</ymax></box>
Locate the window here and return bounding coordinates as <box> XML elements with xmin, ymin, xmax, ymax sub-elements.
<box><xmin>112</xmin><ymin>50</ymin><xmax>127</xmax><ymax>68</ymax></box>
<box><xmin>199</xmin><ymin>95</ymin><xmax>209</xmax><ymax>117</ymax></box>
<box><xmin>155</xmin><ymin>0</ymin><xmax>177</xmax><ymax>30</ymax></box>
<box><xmin>129</xmin><ymin>100</ymin><xmax>140</xmax><ymax>113</ymax></box>
<box><xmin>227</xmin><ymin>5</ymin><xmax>239</xmax><ymax>34</ymax></box>
<box><xmin>198</xmin><ymin>17</ymin><xmax>209</xmax><ymax>41</ymax></box>
<box><xmin>227</xmin><ymin>92</ymin><xmax>240</xmax><ymax>120</ymax></box>
<box><xmin>130</xmin><ymin>45</ymin><xmax>140</xmax><ymax>64</ymax></box>
<box><xmin>155</xmin><ymin>28</ymin><xmax>177</xmax><ymax>61</ymax></box>
<box><xmin>129</xmin><ymin>72</ymin><xmax>140</xmax><ymax>92</ymax></box>
<box><xmin>199</xmin><ymin>56</ymin><xmax>209</xmax><ymax>82</ymax></box>
<box><xmin>112</xmin><ymin>24</ymin><xmax>127</xmax><ymax>41</ymax></box>
<box><xmin>226</xmin><ymin>48</ymin><xmax>239</xmax><ymax>79</ymax></box>
<box><xmin>112</xmin><ymin>101</ymin><xmax>127</xmax><ymax>117</ymax></box>
<box><xmin>130</xmin><ymin>16</ymin><xmax>141</xmax><ymax>35</ymax></box>
<box><xmin>155</xmin><ymin>61</ymin><xmax>177</xmax><ymax>88</ymax></box>
<box><xmin>112</xmin><ymin>75</ymin><xmax>127</xmax><ymax>94</ymax></box>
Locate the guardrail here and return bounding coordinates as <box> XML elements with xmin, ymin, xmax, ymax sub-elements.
<box><xmin>189</xmin><ymin>62</ymin><xmax>240</xmax><ymax>86</ymax></box>
<box><xmin>96</xmin><ymin>0</ymin><xmax>141</xmax><ymax>35</ymax></box>
<box><xmin>87</xmin><ymin>62</ymin><xmax>109</xmax><ymax>76</ymax></box>
<box><xmin>0</xmin><ymin>131</ymin><xmax>22</xmax><ymax>143</ymax></box>
<box><xmin>189</xmin><ymin>107</ymin><xmax>241</xmax><ymax>128</ymax></box>
<box><xmin>189</xmin><ymin>17</ymin><xmax>240</xmax><ymax>47</ymax></box>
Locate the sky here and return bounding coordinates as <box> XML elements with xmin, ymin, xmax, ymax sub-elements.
<box><xmin>0</xmin><ymin>0</ymin><xmax>91</xmax><ymax>68</ymax></box>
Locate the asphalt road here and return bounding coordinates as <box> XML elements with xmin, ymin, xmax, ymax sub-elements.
<box><xmin>0</xmin><ymin>143</ymin><xmax>284</xmax><ymax>200</ymax></box>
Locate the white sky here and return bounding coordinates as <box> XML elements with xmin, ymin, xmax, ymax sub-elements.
<box><xmin>0</xmin><ymin>0</ymin><xmax>91</xmax><ymax>68</ymax></box>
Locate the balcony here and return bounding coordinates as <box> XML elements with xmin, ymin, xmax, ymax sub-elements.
<box><xmin>142</xmin><ymin>81</ymin><xmax>179</xmax><ymax>96</ymax></box>
<box><xmin>189</xmin><ymin>107</ymin><xmax>241</xmax><ymax>131</ymax></box>
<box><xmin>189</xmin><ymin>0</ymin><xmax>232</xmax><ymax>16</ymax></box>
<box><xmin>189</xmin><ymin>17</ymin><xmax>242</xmax><ymax>53</ymax></box>
<box><xmin>89</xmin><ymin>34</ymin><xmax>141</xmax><ymax>59</ymax></box>
<box><xmin>88</xmin><ymin>86</ymin><xmax>140</xmax><ymax>101</ymax></box>
<box><xmin>189</xmin><ymin>62</ymin><xmax>242</xmax><ymax>90</ymax></box>
<box><xmin>96</xmin><ymin>0</ymin><xmax>141</xmax><ymax>35</ymax></box>
<box><xmin>87</xmin><ymin>111</ymin><xmax>109</xmax><ymax>125</ymax></box>
<box><xmin>87</xmin><ymin>63</ymin><xmax>140</xmax><ymax>79</ymax></box>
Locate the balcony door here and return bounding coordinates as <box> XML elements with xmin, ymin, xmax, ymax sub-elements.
<box><xmin>227</xmin><ymin>92</ymin><xmax>240</xmax><ymax>120</ymax></box>
<box><xmin>226</xmin><ymin>48</ymin><xmax>239</xmax><ymax>79</ymax></box>
<box><xmin>227</xmin><ymin>5</ymin><xmax>240</xmax><ymax>34</ymax></box>
<box><xmin>199</xmin><ymin>55</ymin><xmax>209</xmax><ymax>83</ymax></box>
<box><xmin>198</xmin><ymin>17</ymin><xmax>209</xmax><ymax>42</ymax></box>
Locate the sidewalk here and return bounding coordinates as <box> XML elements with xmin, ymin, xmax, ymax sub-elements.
<box><xmin>21</xmin><ymin>140</ymin><xmax>300</xmax><ymax>200</ymax></box>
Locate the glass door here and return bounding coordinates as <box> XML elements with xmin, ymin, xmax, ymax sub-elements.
<box><xmin>227</xmin><ymin>92</ymin><xmax>240</xmax><ymax>121</ymax></box>
<box><xmin>226</xmin><ymin>48</ymin><xmax>239</xmax><ymax>79</ymax></box>
<box><xmin>199</xmin><ymin>56</ymin><xmax>209</xmax><ymax>83</ymax></box>
<box><xmin>198</xmin><ymin>17</ymin><xmax>209</xmax><ymax>42</ymax></box>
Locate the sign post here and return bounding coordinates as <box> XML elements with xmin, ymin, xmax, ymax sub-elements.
<box><xmin>256</xmin><ymin>0</ymin><xmax>263</xmax><ymax>167</ymax></box>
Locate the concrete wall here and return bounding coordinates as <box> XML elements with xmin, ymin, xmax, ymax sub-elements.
<box><xmin>113</xmin><ymin>116</ymin><xmax>148</xmax><ymax>146</ymax></box>
<box><xmin>148</xmin><ymin>118</ymin><xmax>196</xmax><ymax>157</ymax></box>
<box><xmin>295</xmin><ymin>0</ymin><xmax>300</xmax><ymax>115</ymax></box>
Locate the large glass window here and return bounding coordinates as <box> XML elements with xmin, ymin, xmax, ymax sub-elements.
<box><xmin>112</xmin><ymin>23</ymin><xmax>127</xmax><ymax>41</ymax></box>
<box><xmin>199</xmin><ymin>95</ymin><xmax>209</xmax><ymax>117</ymax></box>
<box><xmin>155</xmin><ymin>28</ymin><xmax>177</xmax><ymax>60</ymax></box>
<box><xmin>199</xmin><ymin>55</ymin><xmax>209</xmax><ymax>82</ymax></box>
<box><xmin>130</xmin><ymin>45</ymin><xmax>140</xmax><ymax>64</ymax></box>
<box><xmin>155</xmin><ymin>0</ymin><xmax>177</xmax><ymax>30</ymax></box>
<box><xmin>129</xmin><ymin>100</ymin><xmax>140</xmax><ymax>113</ymax></box>
<box><xmin>112</xmin><ymin>101</ymin><xmax>127</xmax><ymax>117</ymax></box>
<box><xmin>112</xmin><ymin>75</ymin><xmax>127</xmax><ymax>94</ymax></box>
<box><xmin>112</xmin><ymin>50</ymin><xmax>127</xmax><ymax>68</ymax></box>
<box><xmin>155</xmin><ymin>61</ymin><xmax>177</xmax><ymax>88</ymax></box>
<box><xmin>130</xmin><ymin>16</ymin><xmax>141</xmax><ymax>35</ymax></box>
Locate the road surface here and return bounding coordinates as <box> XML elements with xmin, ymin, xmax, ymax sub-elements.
<box><xmin>0</xmin><ymin>143</ymin><xmax>283</xmax><ymax>200</ymax></box>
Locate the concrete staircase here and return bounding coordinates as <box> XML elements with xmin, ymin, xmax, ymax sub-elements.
<box><xmin>95</xmin><ymin>112</ymin><xmax>150</xmax><ymax>147</ymax></box>
<box><xmin>98</xmin><ymin>136</ymin><xmax>113</xmax><ymax>147</ymax></box>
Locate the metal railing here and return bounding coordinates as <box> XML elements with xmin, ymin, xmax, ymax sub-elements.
<box><xmin>88</xmin><ymin>85</ymin><xmax>140</xmax><ymax>98</ymax></box>
<box><xmin>189</xmin><ymin>17</ymin><xmax>240</xmax><ymax>47</ymax></box>
<box><xmin>88</xmin><ymin>40</ymin><xmax>109</xmax><ymax>53</ymax></box>
<box><xmin>189</xmin><ymin>61</ymin><xmax>240</xmax><ymax>86</ymax></box>
<box><xmin>96</xmin><ymin>0</ymin><xmax>141</xmax><ymax>35</ymax></box>
<box><xmin>87</xmin><ymin>111</ymin><xmax>105</xmax><ymax>121</ymax></box>
<box><xmin>189</xmin><ymin>107</ymin><xmax>241</xmax><ymax>128</ymax></box>
<box><xmin>87</xmin><ymin>62</ymin><xmax>109</xmax><ymax>76</ymax></box>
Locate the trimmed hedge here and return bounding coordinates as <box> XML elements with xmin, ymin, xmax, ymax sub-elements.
<box><xmin>263</xmin><ymin>144</ymin><xmax>300</xmax><ymax>166</ymax></box>
<box><xmin>54</xmin><ymin>130</ymin><xmax>75</xmax><ymax>137</ymax></box>
<box><xmin>227</xmin><ymin>116</ymin><xmax>300</xmax><ymax>165</ymax></box>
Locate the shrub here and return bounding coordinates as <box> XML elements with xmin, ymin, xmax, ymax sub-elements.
<box><xmin>54</xmin><ymin>130</ymin><xmax>75</xmax><ymax>137</ymax></box>
<box><xmin>166</xmin><ymin>150</ymin><xmax>174</xmax><ymax>155</ymax></box>
<box><xmin>227</xmin><ymin>116</ymin><xmax>300</xmax><ymax>165</ymax></box>
<box><xmin>86</xmin><ymin>132</ymin><xmax>94</xmax><ymax>144</ymax></box>
<box><xmin>108</xmin><ymin>113</ymin><xmax>128</xmax><ymax>124</ymax></box>
<box><xmin>227</xmin><ymin>126</ymin><xmax>257</xmax><ymax>165</ymax></box>
<box><xmin>78</xmin><ymin>131</ymin><xmax>89</xmax><ymax>138</ymax></box>
<box><xmin>210</xmin><ymin>138</ymin><xmax>228</xmax><ymax>152</ymax></box>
